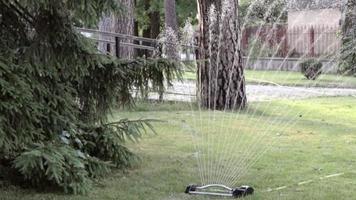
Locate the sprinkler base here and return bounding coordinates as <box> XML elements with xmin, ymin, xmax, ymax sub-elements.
<box><xmin>185</xmin><ymin>184</ymin><xmax>254</xmax><ymax>198</ymax></box>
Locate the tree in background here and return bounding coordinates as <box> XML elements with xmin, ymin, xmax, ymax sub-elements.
<box><xmin>135</xmin><ymin>0</ymin><xmax>197</xmax><ymax>39</ymax></box>
<box><xmin>0</xmin><ymin>0</ymin><xmax>181</xmax><ymax>194</ymax></box>
<box><xmin>99</xmin><ymin>0</ymin><xmax>135</xmax><ymax>58</ymax></box>
<box><xmin>163</xmin><ymin>0</ymin><xmax>180</xmax><ymax>61</ymax></box>
<box><xmin>197</xmin><ymin>0</ymin><xmax>247</xmax><ymax>110</ymax></box>
<box><xmin>340</xmin><ymin>0</ymin><xmax>356</xmax><ymax>75</ymax></box>
<box><xmin>164</xmin><ymin>0</ymin><xmax>179</xmax><ymax>33</ymax></box>
<box><xmin>239</xmin><ymin>0</ymin><xmax>287</xmax><ymax>24</ymax></box>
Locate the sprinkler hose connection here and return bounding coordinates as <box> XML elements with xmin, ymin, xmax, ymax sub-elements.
<box><xmin>185</xmin><ymin>184</ymin><xmax>254</xmax><ymax>198</ymax></box>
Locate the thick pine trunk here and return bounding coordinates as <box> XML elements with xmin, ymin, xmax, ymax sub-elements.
<box><xmin>197</xmin><ymin>0</ymin><xmax>247</xmax><ymax>110</ymax></box>
<box><xmin>98</xmin><ymin>0</ymin><xmax>134</xmax><ymax>59</ymax></box>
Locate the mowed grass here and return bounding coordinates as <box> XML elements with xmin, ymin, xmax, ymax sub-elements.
<box><xmin>2</xmin><ymin>97</ymin><xmax>356</xmax><ymax>199</ymax></box>
<box><xmin>184</xmin><ymin>70</ymin><xmax>356</xmax><ymax>88</ymax></box>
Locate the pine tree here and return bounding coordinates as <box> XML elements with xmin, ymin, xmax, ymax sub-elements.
<box><xmin>0</xmin><ymin>0</ymin><xmax>181</xmax><ymax>193</ymax></box>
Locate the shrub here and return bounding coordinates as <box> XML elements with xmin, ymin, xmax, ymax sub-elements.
<box><xmin>300</xmin><ymin>59</ymin><xmax>323</xmax><ymax>80</ymax></box>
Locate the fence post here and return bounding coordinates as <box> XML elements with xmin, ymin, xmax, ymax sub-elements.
<box><xmin>115</xmin><ymin>36</ymin><xmax>120</xmax><ymax>58</ymax></box>
<box><xmin>309</xmin><ymin>26</ymin><xmax>315</xmax><ymax>57</ymax></box>
<box><xmin>283</xmin><ymin>26</ymin><xmax>288</xmax><ymax>57</ymax></box>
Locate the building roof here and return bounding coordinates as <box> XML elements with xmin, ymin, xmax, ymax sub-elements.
<box><xmin>287</xmin><ymin>0</ymin><xmax>345</xmax><ymax>11</ymax></box>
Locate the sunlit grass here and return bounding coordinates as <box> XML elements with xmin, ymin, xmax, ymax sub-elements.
<box><xmin>2</xmin><ymin>97</ymin><xmax>356</xmax><ymax>199</ymax></box>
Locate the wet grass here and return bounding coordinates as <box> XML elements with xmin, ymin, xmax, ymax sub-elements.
<box><xmin>1</xmin><ymin>97</ymin><xmax>356</xmax><ymax>200</ymax></box>
<box><xmin>184</xmin><ymin>70</ymin><xmax>356</xmax><ymax>88</ymax></box>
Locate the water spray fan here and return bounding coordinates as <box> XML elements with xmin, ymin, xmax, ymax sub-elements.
<box><xmin>185</xmin><ymin>184</ymin><xmax>254</xmax><ymax>198</ymax></box>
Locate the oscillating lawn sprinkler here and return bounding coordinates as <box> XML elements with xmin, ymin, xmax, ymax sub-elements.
<box><xmin>185</xmin><ymin>184</ymin><xmax>254</xmax><ymax>198</ymax></box>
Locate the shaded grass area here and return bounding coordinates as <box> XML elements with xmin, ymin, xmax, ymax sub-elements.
<box><xmin>1</xmin><ymin>97</ymin><xmax>356</xmax><ymax>199</ymax></box>
<box><xmin>184</xmin><ymin>70</ymin><xmax>356</xmax><ymax>88</ymax></box>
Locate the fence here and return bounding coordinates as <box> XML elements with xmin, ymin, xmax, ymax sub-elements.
<box><xmin>78</xmin><ymin>27</ymin><xmax>340</xmax><ymax>75</ymax></box>
<box><xmin>242</xmin><ymin>24</ymin><xmax>341</xmax><ymax>58</ymax></box>
<box><xmin>242</xmin><ymin>24</ymin><xmax>288</xmax><ymax>57</ymax></box>
<box><xmin>77</xmin><ymin>27</ymin><xmax>198</xmax><ymax>61</ymax></box>
<box><xmin>243</xmin><ymin>57</ymin><xmax>337</xmax><ymax>74</ymax></box>
<box><xmin>77</xmin><ymin>27</ymin><xmax>159</xmax><ymax>58</ymax></box>
<box><xmin>288</xmin><ymin>25</ymin><xmax>340</xmax><ymax>57</ymax></box>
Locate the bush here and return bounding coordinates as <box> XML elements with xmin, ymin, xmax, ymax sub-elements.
<box><xmin>300</xmin><ymin>59</ymin><xmax>323</xmax><ymax>80</ymax></box>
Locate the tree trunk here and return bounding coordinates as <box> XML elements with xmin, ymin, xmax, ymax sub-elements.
<box><xmin>98</xmin><ymin>0</ymin><xmax>134</xmax><ymax>59</ymax></box>
<box><xmin>115</xmin><ymin>0</ymin><xmax>135</xmax><ymax>59</ymax></box>
<box><xmin>139</xmin><ymin>0</ymin><xmax>152</xmax><ymax>58</ymax></box>
<box><xmin>150</xmin><ymin>10</ymin><xmax>164</xmax><ymax>101</ymax></box>
<box><xmin>98</xmin><ymin>15</ymin><xmax>115</xmax><ymax>54</ymax></box>
<box><xmin>164</xmin><ymin>0</ymin><xmax>178</xmax><ymax>33</ymax></box>
<box><xmin>197</xmin><ymin>0</ymin><xmax>247</xmax><ymax>110</ymax></box>
<box><xmin>150</xmin><ymin>11</ymin><xmax>161</xmax><ymax>39</ymax></box>
<box><xmin>133</xmin><ymin>0</ymin><xmax>140</xmax><ymax>57</ymax></box>
<box><xmin>164</xmin><ymin>0</ymin><xmax>179</xmax><ymax>62</ymax></box>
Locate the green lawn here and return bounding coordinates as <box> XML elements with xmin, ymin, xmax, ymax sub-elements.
<box><xmin>2</xmin><ymin>97</ymin><xmax>356</xmax><ymax>199</ymax></box>
<box><xmin>184</xmin><ymin>70</ymin><xmax>356</xmax><ymax>88</ymax></box>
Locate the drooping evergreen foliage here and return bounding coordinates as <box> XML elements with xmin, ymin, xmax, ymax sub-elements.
<box><xmin>0</xmin><ymin>0</ymin><xmax>181</xmax><ymax>193</ymax></box>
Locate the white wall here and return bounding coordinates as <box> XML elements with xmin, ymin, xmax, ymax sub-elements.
<box><xmin>288</xmin><ymin>8</ymin><xmax>341</xmax><ymax>27</ymax></box>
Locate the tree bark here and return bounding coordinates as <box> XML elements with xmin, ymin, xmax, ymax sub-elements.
<box><xmin>164</xmin><ymin>0</ymin><xmax>178</xmax><ymax>33</ymax></box>
<box><xmin>115</xmin><ymin>0</ymin><xmax>135</xmax><ymax>59</ymax></box>
<box><xmin>197</xmin><ymin>0</ymin><xmax>247</xmax><ymax>110</ymax></box>
<box><xmin>164</xmin><ymin>0</ymin><xmax>179</xmax><ymax>61</ymax></box>
<box><xmin>98</xmin><ymin>0</ymin><xmax>134</xmax><ymax>59</ymax></box>
<box><xmin>150</xmin><ymin>11</ymin><xmax>161</xmax><ymax>39</ymax></box>
<box><xmin>138</xmin><ymin>0</ymin><xmax>152</xmax><ymax>58</ymax></box>
<box><xmin>98</xmin><ymin>15</ymin><xmax>115</xmax><ymax>54</ymax></box>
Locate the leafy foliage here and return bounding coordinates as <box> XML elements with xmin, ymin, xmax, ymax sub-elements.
<box><xmin>339</xmin><ymin>37</ymin><xmax>356</xmax><ymax>75</ymax></box>
<box><xmin>339</xmin><ymin>0</ymin><xmax>356</xmax><ymax>76</ymax></box>
<box><xmin>0</xmin><ymin>0</ymin><xmax>182</xmax><ymax>194</ymax></box>
<box><xmin>135</xmin><ymin>0</ymin><xmax>197</xmax><ymax>34</ymax></box>
<box><xmin>239</xmin><ymin>0</ymin><xmax>287</xmax><ymax>24</ymax></box>
<box><xmin>300</xmin><ymin>59</ymin><xmax>323</xmax><ymax>80</ymax></box>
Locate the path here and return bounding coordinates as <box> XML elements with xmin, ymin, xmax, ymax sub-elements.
<box><xmin>148</xmin><ymin>81</ymin><xmax>356</xmax><ymax>102</ymax></box>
